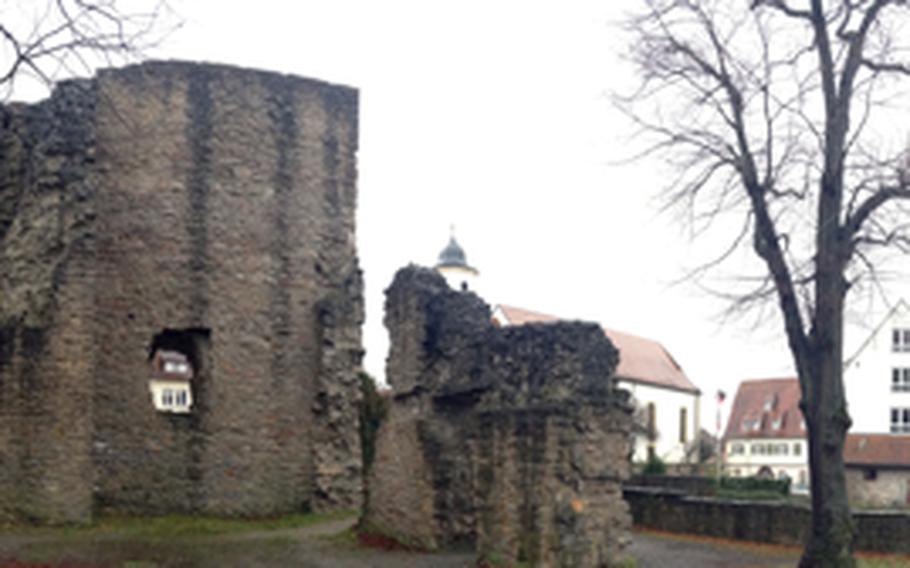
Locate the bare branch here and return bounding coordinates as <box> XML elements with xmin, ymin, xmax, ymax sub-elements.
<box><xmin>0</xmin><ymin>0</ymin><xmax>179</xmax><ymax>99</ymax></box>
<box><xmin>845</xmin><ymin>185</ymin><xmax>910</xmax><ymax>237</ymax></box>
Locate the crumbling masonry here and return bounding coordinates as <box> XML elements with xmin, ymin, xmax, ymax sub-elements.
<box><xmin>365</xmin><ymin>266</ymin><xmax>633</xmax><ymax>567</ymax></box>
<box><xmin>0</xmin><ymin>61</ymin><xmax>363</xmax><ymax>523</ymax></box>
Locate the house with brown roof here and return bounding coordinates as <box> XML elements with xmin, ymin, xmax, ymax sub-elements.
<box><xmin>844</xmin><ymin>434</ymin><xmax>910</xmax><ymax>508</ymax></box>
<box><xmin>725</xmin><ymin>377</ymin><xmax>910</xmax><ymax>503</ymax></box>
<box><xmin>149</xmin><ymin>349</ymin><xmax>194</xmax><ymax>413</ymax></box>
<box><xmin>492</xmin><ymin>304</ymin><xmax>702</xmax><ymax>466</ymax></box>
<box><xmin>723</xmin><ymin>378</ymin><xmax>809</xmax><ymax>491</ymax></box>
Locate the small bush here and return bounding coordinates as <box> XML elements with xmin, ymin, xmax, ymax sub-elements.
<box><xmin>358</xmin><ymin>372</ymin><xmax>389</xmax><ymax>474</ymax></box>
<box><xmin>642</xmin><ymin>454</ymin><xmax>667</xmax><ymax>476</ymax></box>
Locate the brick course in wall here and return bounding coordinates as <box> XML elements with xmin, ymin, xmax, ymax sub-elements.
<box><xmin>0</xmin><ymin>61</ymin><xmax>363</xmax><ymax>523</ymax></box>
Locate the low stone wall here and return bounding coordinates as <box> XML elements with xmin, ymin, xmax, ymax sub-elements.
<box><xmin>627</xmin><ymin>475</ymin><xmax>718</xmax><ymax>496</ymax></box>
<box><xmin>625</xmin><ymin>486</ymin><xmax>910</xmax><ymax>554</ymax></box>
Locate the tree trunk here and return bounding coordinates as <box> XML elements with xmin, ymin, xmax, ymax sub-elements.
<box><xmin>801</xmin><ymin>369</ymin><xmax>854</xmax><ymax>566</ymax></box>
<box><xmin>799</xmin><ymin>246</ymin><xmax>855</xmax><ymax>567</ymax></box>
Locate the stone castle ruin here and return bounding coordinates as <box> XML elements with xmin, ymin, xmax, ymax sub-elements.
<box><xmin>0</xmin><ymin>61</ymin><xmax>363</xmax><ymax>523</ymax></box>
<box><xmin>365</xmin><ymin>266</ymin><xmax>633</xmax><ymax>567</ymax></box>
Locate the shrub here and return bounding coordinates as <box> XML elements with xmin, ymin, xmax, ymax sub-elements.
<box><xmin>642</xmin><ymin>453</ymin><xmax>667</xmax><ymax>476</ymax></box>
<box><xmin>720</xmin><ymin>476</ymin><xmax>790</xmax><ymax>496</ymax></box>
<box><xmin>358</xmin><ymin>372</ymin><xmax>389</xmax><ymax>474</ymax></box>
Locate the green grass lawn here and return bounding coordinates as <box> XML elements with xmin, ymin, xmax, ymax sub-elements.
<box><xmin>5</xmin><ymin>509</ymin><xmax>357</xmax><ymax>539</ymax></box>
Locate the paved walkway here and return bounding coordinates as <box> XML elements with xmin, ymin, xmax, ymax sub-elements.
<box><xmin>629</xmin><ymin>529</ymin><xmax>801</xmax><ymax>567</ymax></box>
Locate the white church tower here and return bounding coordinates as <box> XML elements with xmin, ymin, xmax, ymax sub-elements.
<box><xmin>434</xmin><ymin>229</ymin><xmax>479</xmax><ymax>292</ymax></box>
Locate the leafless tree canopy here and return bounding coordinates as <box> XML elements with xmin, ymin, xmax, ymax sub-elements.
<box><xmin>621</xmin><ymin>2</ymin><xmax>910</xmax><ymax>563</ymax></box>
<box><xmin>621</xmin><ymin>0</ymin><xmax>910</xmax><ymax>323</ymax></box>
<box><xmin>0</xmin><ymin>0</ymin><xmax>176</xmax><ymax>99</ymax></box>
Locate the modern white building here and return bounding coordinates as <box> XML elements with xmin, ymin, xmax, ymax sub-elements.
<box><xmin>492</xmin><ymin>304</ymin><xmax>702</xmax><ymax>465</ymax></box>
<box><xmin>844</xmin><ymin>299</ymin><xmax>910</xmax><ymax>434</ymax></box>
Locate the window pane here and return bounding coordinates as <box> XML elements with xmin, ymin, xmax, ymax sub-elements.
<box><xmin>893</xmin><ymin>409</ymin><xmax>900</xmax><ymax>424</ymax></box>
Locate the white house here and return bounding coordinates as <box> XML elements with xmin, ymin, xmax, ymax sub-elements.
<box><xmin>491</xmin><ymin>304</ymin><xmax>702</xmax><ymax>465</ymax></box>
<box><xmin>844</xmin><ymin>299</ymin><xmax>910</xmax><ymax>434</ymax></box>
<box><xmin>724</xmin><ymin>376</ymin><xmax>910</xmax><ymax>504</ymax></box>
<box><xmin>722</xmin><ymin>378</ymin><xmax>809</xmax><ymax>491</ymax></box>
<box><xmin>149</xmin><ymin>349</ymin><xmax>194</xmax><ymax>413</ymax></box>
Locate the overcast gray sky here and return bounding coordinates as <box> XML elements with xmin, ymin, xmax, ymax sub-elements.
<box><xmin>15</xmin><ymin>0</ymin><xmax>844</xmax><ymax>430</ymax></box>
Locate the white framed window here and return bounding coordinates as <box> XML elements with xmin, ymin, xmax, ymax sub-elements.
<box><xmin>893</xmin><ymin>329</ymin><xmax>910</xmax><ymax>352</ymax></box>
<box><xmin>153</xmin><ymin>384</ymin><xmax>192</xmax><ymax>413</ymax></box>
<box><xmin>893</xmin><ymin>368</ymin><xmax>910</xmax><ymax>392</ymax></box>
<box><xmin>890</xmin><ymin>408</ymin><xmax>910</xmax><ymax>433</ymax></box>
<box><xmin>729</xmin><ymin>442</ymin><xmax>744</xmax><ymax>455</ymax></box>
<box><xmin>793</xmin><ymin>442</ymin><xmax>802</xmax><ymax>456</ymax></box>
<box><xmin>748</xmin><ymin>442</ymin><xmax>790</xmax><ymax>456</ymax></box>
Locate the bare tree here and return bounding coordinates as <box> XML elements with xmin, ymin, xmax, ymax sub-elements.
<box><xmin>1</xmin><ymin>0</ymin><xmax>176</xmax><ymax>99</ymax></box>
<box><xmin>620</xmin><ymin>1</ymin><xmax>910</xmax><ymax>565</ymax></box>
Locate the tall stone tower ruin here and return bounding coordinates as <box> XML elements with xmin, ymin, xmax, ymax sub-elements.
<box><xmin>0</xmin><ymin>61</ymin><xmax>363</xmax><ymax>523</ymax></box>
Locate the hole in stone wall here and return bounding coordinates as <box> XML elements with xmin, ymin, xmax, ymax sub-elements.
<box><xmin>147</xmin><ymin>327</ymin><xmax>211</xmax><ymax>414</ymax></box>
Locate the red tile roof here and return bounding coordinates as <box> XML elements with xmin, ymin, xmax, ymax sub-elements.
<box><xmin>844</xmin><ymin>434</ymin><xmax>910</xmax><ymax>468</ymax></box>
<box><xmin>724</xmin><ymin>378</ymin><xmax>803</xmax><ymax>440</ymax></box>
<box><xmin>152</xmin><ymin>349</ymin><xmax>194</xmax><ymax>380</ymax></box>
<box><xmin>726</xmin><ymin>379</ymin><xmax>910</xmax><ymax>468</ymax></box>
<box><xmin>494</xmin><ymin>304</ymin><xmax>699</xmax><ymax>394</ymax></box>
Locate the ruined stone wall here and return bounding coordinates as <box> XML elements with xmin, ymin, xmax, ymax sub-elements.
<box><xmin>365</xmin><ymin>266</ymin><xmax>632</xmax><ymax>566</ymax></box>
<box><xmin>0</xmin><ymin>62</ymin><xmax>363</xmax><ymax>522</ymax></box>
<box><xmin>0</xmin><ymin>81</ymin><xmax>98</xmax><ymax>523</ymax></box>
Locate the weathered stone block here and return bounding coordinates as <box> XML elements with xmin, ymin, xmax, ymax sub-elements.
<box><xmin>365</xmin><ymin>265</ymin><xmax>633</xmax><ymax>567</ymax></box>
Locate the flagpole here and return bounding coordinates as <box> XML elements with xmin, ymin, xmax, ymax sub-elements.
<box><xmin>715</xmin><ymin>389</ymin><xmax>725</xmax><ymax>485</ymax></box>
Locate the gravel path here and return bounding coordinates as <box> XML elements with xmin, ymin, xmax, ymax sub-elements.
<box><xmin>629</xmin><ymin>529</ymin><xmax>800</xmax><ymax>568</ymax></box>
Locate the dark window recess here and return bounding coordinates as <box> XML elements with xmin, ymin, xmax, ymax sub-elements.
<box><xmin>647</xmin><ymin>402</ymin><xmax>657</xmax><ymax>441</ymax></box>
<box><xmin>679</xmin><ymin>407</ymin><xmax>687</xmax><ymax>444</ymax></box>
<box><xmin>148</xmin><ymin>327</ymin><xmax>211</xmax><ymax>375</ymax></box>
<box><xmin>864</xmin><ymin>468</ymin><xmax>878</xmax><ymax>481</ymax></box>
